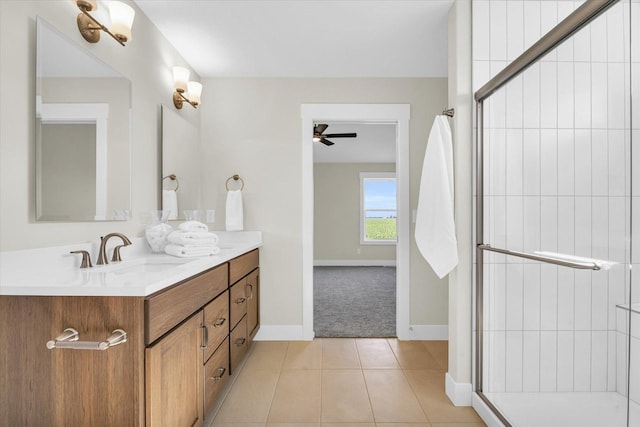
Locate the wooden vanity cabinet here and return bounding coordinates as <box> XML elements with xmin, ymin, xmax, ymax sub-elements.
<box><xmin>0</xmin><ymin>249</ymin><xmax>259</xmax><ymax>427</ymax></box>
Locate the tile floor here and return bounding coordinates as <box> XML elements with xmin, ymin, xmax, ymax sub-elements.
<box><xmin>212</xmin><ymin>338</ymin><xmax>486</xmax><ymax>427</ymax></box>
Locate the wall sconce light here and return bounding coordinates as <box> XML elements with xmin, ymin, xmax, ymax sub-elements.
<box><xmin>74</xmin><ymin>0</ymin><xmax>135</xmax><ymax>47</ymax></box>
<box><xmin>172</xmin><ymin>66</ymin><xmax>203</xmax><ymax>109</ymax></box>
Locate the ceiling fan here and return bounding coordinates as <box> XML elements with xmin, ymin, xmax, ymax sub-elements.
<box><xmin>313</xmin><ymin>124</ymin><xmax>357</xmax><ymax>146</ymax></box>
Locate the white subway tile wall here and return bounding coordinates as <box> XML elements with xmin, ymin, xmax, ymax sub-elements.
<box><xmin>473</xmin><ymin>0</ymin><xmax>639</xmax><ymax>405</ymax></box>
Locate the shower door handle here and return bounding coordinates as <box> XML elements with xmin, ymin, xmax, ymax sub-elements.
<box><xmin>477</xmin><ymin>244</ymin><xmax>602</xmax><ymax>270</ymax></box>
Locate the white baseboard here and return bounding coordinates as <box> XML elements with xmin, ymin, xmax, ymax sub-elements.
<box><xmin>314</xmin><ymin>259</ymin><xmax>397</xmax><ymax>267</ymax></box>
<box><xmin>472</xmin><ymin>393</ymin><xmax>507</xmax><ymax>427</ymax></box>
<box><xmin>445</xmin><ymin>373</ymin><xmax>472</xmax><ymax>406</ymax></box>
<box><xmin>398</xmin><ymin>324</ymin><xmax>448</xmax><ymax>340</ymax></box>
<box><xmin>253</xmin><ymin>325</ymin><xmax>314</xmax><ymax>341</ymax></box>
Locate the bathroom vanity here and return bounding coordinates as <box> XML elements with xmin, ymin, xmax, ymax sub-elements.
<box><xmin>0</xmin><ymin>235</ymin><xmax>261</xmax><ymax>427</ymax></box>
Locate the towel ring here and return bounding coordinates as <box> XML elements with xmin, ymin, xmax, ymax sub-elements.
<box><xmin>225</xmin><ymin>174</ymin><xmax>244</xmax><ymax>191</ymax></box>
<box><xmin>163</xmin><ymin>174</ymin><xmax>180</xmax><ymax>192</ymax></box>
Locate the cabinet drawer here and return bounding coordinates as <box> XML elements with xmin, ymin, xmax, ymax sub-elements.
<box><xmin>230</xmin><ymin>316</ymin><xmax>248</xmax><ymax>373</ymax></box>
<box><xmin>146</xmin><ymin>264</ymin><xmax>228</xmax><ymax>344</ymax></box>
<box><xmin>229</xmin><ymin>249</ymin><xmax>259</xmax><ymax>285</ymax></box>
<box><xmin>203</xmin><ymin>290</ymin><xmax>229</xmax><ymax>362</ymax></box>
<box><xmin>229</xmin><ymin>280</ymin><xmax>248</xmax><ymax>329</ymax></box>
<box><xmin>204</xmin><ymin>337</ymin><xmax>229</xmax><ymax>417</ymax></box>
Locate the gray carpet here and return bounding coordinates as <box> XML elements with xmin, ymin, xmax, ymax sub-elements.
<box><xmin>314</xmin><ymin>266</ymin><xmax>396</xmax><ymax>338</ymax></box>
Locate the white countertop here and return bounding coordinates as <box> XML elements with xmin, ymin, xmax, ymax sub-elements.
<box><xmin>0</xmin><ymin>231</ymin><xmax>261</xmax><ymax>297</ymax></box>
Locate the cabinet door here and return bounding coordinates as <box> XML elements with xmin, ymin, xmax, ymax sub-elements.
<box><xmin>246</xmin><ymin>269</ymin><xmax>259</xmax><ymax>340</ymax></box>
<box><xmin>146</xmin><ymin>312</ymin><xmax>204</xmax><ymax>427</ymax></box>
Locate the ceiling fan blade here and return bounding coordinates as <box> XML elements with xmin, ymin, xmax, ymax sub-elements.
<box><xmin>323</xmin><ymin>133</ymin><xmax>357</xmax><ymax>138</ymax></box>
<box><xmin>314</xmin><ymin>124</ymin><xmax>329</xmax><ymax>135</ymax></box>
<box><xmin>320</xmin><ymin>138</ymin><xmax>334</xmax><ymax>146</ymax></box>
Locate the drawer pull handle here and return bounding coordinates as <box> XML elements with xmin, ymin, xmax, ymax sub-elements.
<box><xmin>46</xmin><ymin>328</ymin><xmax>127</xmax><ymax>351</ymax></box>
<box><xmin>201</xmin><ymin>325</ymin><xmax>209</xmax><ymax>349</ymax></box>
<box><xmin>212</xmin><ymin>317</ymin><xmax>226</xmax><ymax>328</ymax></box>
<box><xmin>235</xmin><ymin>337</ymin><xmax>246</xmax><ymax>346</ymax></box>
<box><xmin>246</xmin><ymin>283</ymin><xmax>254</xmax><ymax>300</ymax></box>
<box><xmin>235</xmin><ymin>297</ymin><xmax>246</xmax><ymax>304</ymax></box>
<box><xmin>211</xmin><ymin>367</ymin><xmax>226</xmax><ymax>381</ymax></box>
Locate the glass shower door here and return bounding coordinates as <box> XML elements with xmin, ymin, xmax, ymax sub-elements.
<box><xmin>475</xmin><ymin>0</ymin><xmax>636</xmax><ymax>425</ymax></box>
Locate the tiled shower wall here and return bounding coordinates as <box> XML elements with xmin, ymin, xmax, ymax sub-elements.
<box><xmin>472</xmin><ymin>0</ymin><xmax>639</xmax><ymax>397</ymax></box>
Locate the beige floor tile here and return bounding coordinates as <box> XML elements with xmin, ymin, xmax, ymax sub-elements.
<box><xmin>243</xmin><ymin>341</ymin><xmax>289</xmax><ymax>372</ymax></box>
<box><xmin>387</xmin><ymin>339</ymin><xmax>443</xmax><ymax>370</ymax></box>
<box><xmin>363</xmin><ymin>370</ymin><xmax>428</xmax><ymax>423</ymax></box>
<box><xmin>355</xmin><ymin>339</ymin><xmax>400</xmax><ymax>369</ymax></box>
<box><xmin>215</xmin><ymin>370</ymin><xmax>281</xmax><ymax>422</ymax></box>
<box><xmin>430</xmin><ymin>423</ymin><xmax>486</xmax><ymax>427</ymax></box>
<box><xmin>266</xmin><ymin>424</ymin><xmax>320</xmax><ymax>427</ymax></box>
<box><xmin>376</xmin><ymin>423</ymin><xmax>431</xmax><ymax>427</ymax></box>
<box><xmin>268</xmin><ymin>370</ymin><xmax>322</xmax><ymax>422</ymax></box>
<box><xmin>404</xmin><ymin>370</ymin><xmax>483</xmax><ymax>424</ymax></box>
<box><xmin>321</xmin><ymin>424</ymin><xmax>376</xmax><ymax>427</ymax></box>
<box><xmin>321</xmin><ymin>370</ymin><xmax>374</xmax><ymax>422</ymax></box>
<box><xmin>420</xmin><ymin>341</ymin><xmax>448</xmax><ymax>370</ymax></box>
<box><xmin>322</xmin><ymin>339</ymin><xmax>361</xmax><ymax>369</ymax></box>
<box><xmin>283</xmin><ymin>340</ymin><xmax>323</xmax><ymax>370</ymax></box>
<box><xmin>212</xmin><ymin>423</ymin><xmax>266</xmax><ymax>427</ymax></box>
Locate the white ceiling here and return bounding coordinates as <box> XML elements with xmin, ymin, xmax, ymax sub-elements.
<box><xmin>134</xmin><ymin>0</ymin><xmax>454</xmax><ymax>78</ymax></box>
<box><xmin>313</xmin><ymin>122</ymin><xmax>396</xmax><ymax>163</ymax></box>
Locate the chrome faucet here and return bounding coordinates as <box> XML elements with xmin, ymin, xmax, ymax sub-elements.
<box><xmin>97</xmin><ymin>233</ymin><xmax>132</xmax><ymax>265</ymax></box>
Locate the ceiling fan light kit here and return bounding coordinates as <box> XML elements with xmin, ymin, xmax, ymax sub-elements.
<box><xmin>313</xmin><ymin>123</ymin><xmax>357</xmax><ymax>146</ymax></box>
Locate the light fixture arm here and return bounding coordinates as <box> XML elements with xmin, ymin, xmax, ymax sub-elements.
<box><xmin>77</xmin><ymin>8</ymin><xmax>126</xmax><ymax>46</ymax></box>
<box><xmin>173</xmin><ymin>90</ymin><xmax>199</xmax><ymax>110</ymax></box>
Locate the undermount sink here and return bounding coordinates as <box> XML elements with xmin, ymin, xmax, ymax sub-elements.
<box><xmin>102</xmin><ymin>256</ymin><xmax>196</xmax><ymax>274</ymax></box>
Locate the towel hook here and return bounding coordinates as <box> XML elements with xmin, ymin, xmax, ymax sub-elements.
<box><xmin>225</xmin><ymin>174</ymin><xmax>245</xmax><ymax>191</ymax></box>
<box><xmin>163</xmin><ymin>174</ymin><xmax>179</xmax><ymax>192</ymax></box>
<box><xmin>442</xmin><ymin>108</ymin><xmax>455</xmax><ymax>118</ymax></box>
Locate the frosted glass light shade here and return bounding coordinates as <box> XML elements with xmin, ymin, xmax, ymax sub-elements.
<box><xmin>109</xmin><ymin>1</ymin><xmax>135</xmax><ymax>42</ymax></box>
<box><xmin>187</xmin><ymin>81</ymin><xmax>203</xmax><ymax>105</ymax></box>
<box><xmin>173</xmin><ymin>67</ymin><xmax>190</xmax><ymax>92</ymax></box>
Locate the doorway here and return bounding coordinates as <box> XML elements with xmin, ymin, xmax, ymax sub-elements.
<box><xmin>313</xmin><ymin>121</ymin><xmax>397</xmax><ymax>337</ymax></box>
<box><xmin>301</xmin><ymin>104</ymin><xmax>411</xmax><ymax>340</ymax></box>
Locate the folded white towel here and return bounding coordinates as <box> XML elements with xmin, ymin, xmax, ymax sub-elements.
<box><xmin>414</xmin><ymin>116</ymin><xmax>458</xmax><ymax>279</ymax></box>
<box><xmin>226</xmin><ymin>190</ymin><xmax>244</xmax><ymax>231</ymax></box>
<box><xmin>167</xmin><ymin>230</ymin><xmax>219</xmax><ymax>246</ymax></box>
<box><xmin>162</xmin><ymin>190</ymin><xmax>178</xmax><ymax>220</ymax></box>
<box><xmin>164</xmin><ymin>244</ymin><xmax>220</xmax><ymax>257</ymax></box>
<box><xmin>178</xmin><ymin>221</ymin><xmax>208</xmax><ymax>232</ymax></box>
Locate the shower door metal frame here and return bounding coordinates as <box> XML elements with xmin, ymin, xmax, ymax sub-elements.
<box><xmin>474</xmin><ymin>0</ymin><xmax>621</xmax><ymax>425</ymax></box>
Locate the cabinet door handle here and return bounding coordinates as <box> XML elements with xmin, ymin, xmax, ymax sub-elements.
<box><xmin>245</xmin><ymin>283</ymin><xmax>253</xmax><ymax>300</ymax></box>
<box><xmin>212</xmin><ymin>317</ymin><xmax>226</xmax><ymax>328</ymax></box>
<box><xmin>235</xmin><ymin>297</ymin><xmax>246</xmax><ymax>304</ymax></box>
<box><xmin>234</xmin><ymin>337</ymin><xmax>246</xmax><ymax>346</ymax></box>
<box><xmin>201</xmin><ymin>325</ymin><xmax>209</xmax><ymax>349</ymax></box>
<box><xmin>211</xmin><ymin>367</ymin><xmax>226</xmax><ymax>381</ymax></box>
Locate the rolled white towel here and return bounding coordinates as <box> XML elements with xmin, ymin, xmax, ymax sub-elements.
<box><xmin>167</xmin><ymin>230</ymin><xmax>219</xmax><ymax>246</ymax></box>
<box><xmin>179</xmin><ymin>221</ymin><xmax>208</xmax><ymax>232</ymax></box>
<box><xmin>164</xmin><ymin>244</ymin><xmax>220</xmax><ymax>257</ymax></box>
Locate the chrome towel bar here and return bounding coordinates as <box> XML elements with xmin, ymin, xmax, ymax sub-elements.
<box><xmin>46</xmin><ymin>328</ymin><xmax>127</xmax><ymax>350</ymax></box>
<box><xmin>477</xmin><ymin>244</ymin><xmax>601</xmax><ymax>271</ymax></box>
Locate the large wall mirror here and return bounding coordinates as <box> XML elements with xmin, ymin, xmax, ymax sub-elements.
<box><xmin>35</xmin><ymin>17</ymin><xmax>131</xmax><ymax>221</ymax></box>
<box><xmin>161</xmin><ymin>106</ymin><xmax>200</xmax><ymax>220</ymax></box>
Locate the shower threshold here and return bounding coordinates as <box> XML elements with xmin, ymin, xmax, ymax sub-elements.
<box><xmin>483</xmin><ymin>391</ymin><xmax>638</xmax><ymax>427</ymax></box>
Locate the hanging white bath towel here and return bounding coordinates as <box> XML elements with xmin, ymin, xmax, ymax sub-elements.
<box><xmin>162</xmin><ymin>190</ymin><xmax>178</xmax><ymax>220</ymax></box>
<box><xmin>414</xmin><ymin>115</ymin><xmax>458</xmax><ymax>279</ymax></box>
<box><xmin>225</xmin><ymin>189</ymin><xmax>244</xmax><ymax>231</ymax></box>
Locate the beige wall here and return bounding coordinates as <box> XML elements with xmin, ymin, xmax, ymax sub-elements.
<box><xmin>199</xmin><ymin>78</ymin><xmax>449</xmax><ymax>327</ymax></box>
<box><xmin>0</xmin><ymin>0</ymin><xmax>200</xmax><ymax>249</ymax></box>
<box><xmin>314</xmin><ymin>162</ymin><xmax>396</xmax><ymax>262</ymax></box>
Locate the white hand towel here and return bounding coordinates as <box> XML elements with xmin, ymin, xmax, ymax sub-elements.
<box><xmin>225</xmin><ymin>190</ymin><xmax>244</xmax><ymax>231</ymax></box>
<box><xmin>167</xmin><ymin>231</ymin><xmax>219</xmax><ymax>246</ymax></box>
<box><xmin>164</xmin><ymin>244</ymin><xmax>220</xmax><ymax>257</ymax></box>
<box><xmin>162</xmin><ymin>190</ymin><xmax>178</xmax><ymax>220</ymax></box>
<box><xmin>414</xmin><ymin>116</ymin><xmax>458</xmax><ymax>279</ymax></box>
<box><xmin>178</xmin><ymin>221</ymin><xmax>209</xmax><ymax>232</ymax></box>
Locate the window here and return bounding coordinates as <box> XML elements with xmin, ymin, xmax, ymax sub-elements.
<box><xmin>360</xmin><ymin>172</ymin><xmax>397</xmax><ymax>244</ymax></box>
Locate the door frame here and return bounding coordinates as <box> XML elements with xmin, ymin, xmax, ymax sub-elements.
<box><xmin>301</xmin><ymin>103</ymin><xmax>411</xmax><ymax>340</ymax></box>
